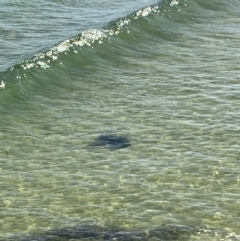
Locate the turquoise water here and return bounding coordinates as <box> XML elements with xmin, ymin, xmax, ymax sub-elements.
<box><xmin>1</xmin><ymin>0</ymin><xmax>240</xmax><ymax>240</ymax></box>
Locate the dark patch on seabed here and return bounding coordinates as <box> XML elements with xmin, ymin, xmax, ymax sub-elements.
<box><xmin>1</xmin><ymin>224</ymin><xmax>208</xmax><ymax>241</ymax></box>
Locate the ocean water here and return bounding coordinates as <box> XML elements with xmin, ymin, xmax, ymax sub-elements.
<box><xmin>0</xmin><ymin>0</ymin><xmax>240</xmax><ymax>240</ymax></box>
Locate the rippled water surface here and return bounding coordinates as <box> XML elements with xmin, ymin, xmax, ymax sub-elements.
<box><xmin>0</xmin><ymin>0</ymin><xmax>240</xmax><ymax>240</ymax></box>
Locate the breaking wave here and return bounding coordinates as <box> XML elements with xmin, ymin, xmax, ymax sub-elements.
<box><xmin>0</xmin><ymin>0</ymin><xmax>183</xmax><ymax>88</ymax></box>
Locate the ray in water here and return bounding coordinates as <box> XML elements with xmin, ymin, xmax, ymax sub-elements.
<box><xmin>89</xmin><ymin>135</ymin><xmax>131</xmax><ymax>150</ymax></box>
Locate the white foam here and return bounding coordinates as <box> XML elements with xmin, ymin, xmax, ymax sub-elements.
<box><xmin>226</xmin><ymin>232</ymin><xmax>240</xmax><ymax>239</ymax></box>
<box><xmin>0</xmin><ymin>81</ymin><xmax>5</xmax><ymax>89</ymax></box>
<box><xmin>170</xmin><ymin>0</ymin><xmax>179</xmax><ymax>7</ymax></box>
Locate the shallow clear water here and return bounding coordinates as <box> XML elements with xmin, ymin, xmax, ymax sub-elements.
<box><xmin>0</xmin><ymin>0</ymin><xmax>240</xmax><ymax>240</ymax></box>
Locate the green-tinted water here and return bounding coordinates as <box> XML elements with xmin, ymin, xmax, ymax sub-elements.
<box><xmin>1</xmin><ymin>0</ymin><xmax>240</xmax><ymax>240</ymax></box>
